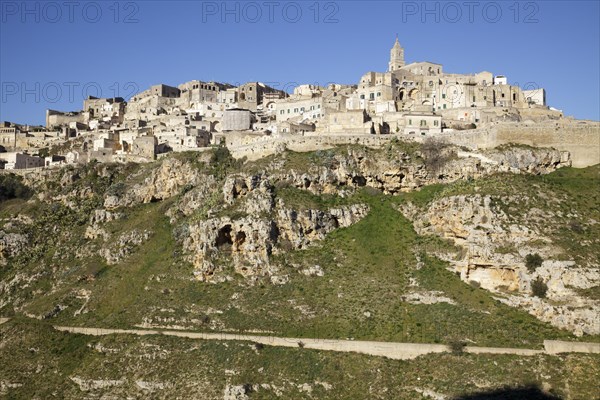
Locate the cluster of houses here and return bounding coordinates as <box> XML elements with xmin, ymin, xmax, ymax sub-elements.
<box><xmin>0</xmin><ymin>37</ymin><xmax>556</xmax><ymax>170</ymax></box>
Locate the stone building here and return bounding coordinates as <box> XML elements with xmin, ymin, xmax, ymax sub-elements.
<box><xmin>222</xmin><ymin>109</ymin><xmax>254</xmax><ymax>131</ymax></box>
<box><xmin>0</xmin><ymin>122</ymin><xmax>19</xmax><ymax>149</ymax></box>
<box><xmin>237</xmin><ymin>82</ymin><xmax>285</xmax><ymax>112</ymax></box>
<box><xmin>46</xmin><ymin>110</ymin><xmax>88</xmax><ymax>129</ymax></box>
<box><xmin>275</xmin><ymin>96</ymin><xmax>324</xmax><ymax>122</ymax></box>
<box><xmin>0</xmin><ymin>152</ymin><xmax>45</xmax><ymax>169</ymax></box>
<box><xmin>83</xmin><ymin>96</ymin><xmax>126</xmax><ymax>123</ymax></box>
<box><xmin>403</xmin><ymin>113</ymin><xmax>442</xmax><ymax>135</ymax></box>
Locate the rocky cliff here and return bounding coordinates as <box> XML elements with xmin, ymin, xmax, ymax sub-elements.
<box><xmin>399</xmin><ymin>194</ymin><xmax>599</xmax><ymax>335</ymax></box>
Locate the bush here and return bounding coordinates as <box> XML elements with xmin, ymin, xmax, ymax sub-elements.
<box><xmin>525</xmin><ymin>253</ymin><xmax>543</xmax><ymax>272</ymax></box>
<box><xmin>531</xmin><ymin>278</ymin><xmax>548</xmax><ymax>298</ymax></box>
<box><xmin>569</xmin><ymin>221</ymin><xmax>584</xmax><ymax>234</ymax></box>
<box><xmin>421</xmin><ymin>138</ymin><xmax>452</xmax><ymax>173</ymax></box>
<box><xmin>106</xmin><ymin>182</ymin><xmax>127</xmax><ymax>197</ymax></box>
<box><xmin>447</xmin><ymin>338</ymin><xmax>466</xmax><ymax>355</ymax></box>
<box><xmin>469</xmin><ymin>280</ymin><xmax>481</xmax><ymax>289</ymax></box>
<box><xmin>254</xmin><ymin>342</ymin><xmax>264</xmax><ymax>351</ymax></box>
<box><xmin>209</xmin><ymin>146</ymin><xmax>242</xmax><ymax>178</ymax></box>
<box><xmin>0</xmin><ymin>174</ymin><xmax>33</xmax><ymax>201</ymax></box>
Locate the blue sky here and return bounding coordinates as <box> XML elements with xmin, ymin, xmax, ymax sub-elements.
<box><xmin>1</xmin><ymin>0</ymin><xmax>599</xmax><ymax>125</ymax></box>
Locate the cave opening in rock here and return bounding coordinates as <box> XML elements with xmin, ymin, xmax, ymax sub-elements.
<box><xmin>234</xmin><ymin>231</ymin><xmax>246</xmax><ymax>247</ymax></box>
<box><xmin>352</xmin><ymin>175</ymin><xmax>367</xmax><ymax>186</ymax></box>
<box><xmin>215</xmin><ymin>225</ymin><xmax>233</xmax><ymax>251</ymax></box>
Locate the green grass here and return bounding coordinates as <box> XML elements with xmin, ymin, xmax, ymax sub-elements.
<box><xmin>3</xmin><ymin>155</ymin><xmax>599</xmax><ymax>352</ymax></box>
<box><xmin>1</xmin><ymin>317</ymin><xmax>599</xmax><ymax>399</ymax></box>
<box><xmin>12</xmin><ymin>188</ymin><xmax>585</xmax><ymax>348</ymax></box>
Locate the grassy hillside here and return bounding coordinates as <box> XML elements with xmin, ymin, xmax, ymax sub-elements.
<box><xmin>2</xmin><ymin>155</ymin><xmax>598</xmax><ymax>348</ymax></box>
<box><xmin>1</xmin><ymin>317</ymin><xmax>598</xmax><ymax>399</ymax></box>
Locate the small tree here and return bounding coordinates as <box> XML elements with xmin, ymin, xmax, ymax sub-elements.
<box><xmin>421</xmin><ymin>138</ymin><xmax>452</xmax><ymax>173</ymax></box>
<box><xmin>525</xmin><ymin>253</ymin><xmax>543</xmax><ymax>273</ymax></box>
<box><xmin>531</xmin><ymin>278</ymin><xmax>548</xmax><ymax>298</ymax></box>
<box><xmin>447</xmin><ymin>337</ymin><xmax>466</xmax><ymax>355</ymax></box>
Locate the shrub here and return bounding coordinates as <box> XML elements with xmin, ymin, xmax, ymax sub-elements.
<box><xmin>0</xmin><ymin>174</ymin><xmax>33</xmax><ymax>201</ymax></box>
<box><xmin>569</xmin><ymin>221</ymin><xmax>584</xmax><ymax>234</ymax></box>
<box><xmin>297</xmin><ymin>341</ymin><xmax>305</xmax><ymax>348</ymax></box>
<box><xmin>106</xmin><ymin>182</ymin><xmax>127</xmax><ymax>197</ymax></box>
<box><xmin>254</xmin><ymin>342</ymin><xmax>264</xmax><ymax>351</ymax></box>
<box><xmin>531</xmin><ymin>278</ymin><xmax>548</xmax><ymax>298</ymax></box>
<box><xmin>525</xmin><ymin>253</ymin><xmax>543</xmax><ymax>272</ymax></box>
<box><xmin>469</xmin><ymin>280</ymin><xmax>481</xmax><ymax>289</ymax></box>
<box><xmin>209</xmin><ymin>146</ymin><xmax>242</xmax><ymax>178</ymax></box>
<box><xmin>447</xmin><ymin>338</ymin><xmax>466</xmax><ymax>355</ymax></box>
<box><xmin>421</xmin><ymin>138</ymin><xmax>452</xmax><ymax>173</ymax></box>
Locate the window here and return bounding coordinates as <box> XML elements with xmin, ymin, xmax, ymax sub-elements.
<box><xmin>442</xmin><ymin>94</ymin><xmax>446</xmax><ymax>99</ymax></box>
<box><xmin>420</xmin><ymin>120</ymin><xmax>426</xmax><ymax>126</ymax></box>
<box><xmin>473</xmin><ymin>96</ymin><xmax>476</xmax><ymax>102</ymax></box>
<box><xmin>501</xmin><ymin>93</ymin><xmax>505</xmax><ymax>98</ymax></box>
<box><xmin>377</xmin><ymin>92</ymin><xmax>381</xmax><ymax>97</ymax></box>
<box><xmin>408</xmin><ymin>119</ymin><xmax>412</xmax><ymax>125</ymax></box>
<box><xmin>360</xmin><ymin>94</ymin><xmax>365</xmax><ymax>100</ymax></box>
<box><xmin>370</xmin><ymin>93</ymin><xmax>375</xmax><ymax>100</ymax></box>
<box><xmin>434</xmin><ymin>121</ymin><xmax>438</xmax><ymax>126</ymax></box>
<box><xmin>443</xmin><ymin>104</ymin><xmax>446</xmax><ymax>109</ymax></box>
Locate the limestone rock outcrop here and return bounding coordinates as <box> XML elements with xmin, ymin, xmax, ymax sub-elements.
<box><xmin>0</xmin><ymin>231</ymin><xmax>28</xmax><ymax>266</ymax></box>
<box><xmin>104</xmin><ymin>158</ymin><xmax>203</xmax><ymax>209</ymax></box>
<box><xmin>266</xmin><ymin>146</ymin><xmax>570</xmax><ymax>196</ymax></box>
<box><xmin>399</xmin><ymin>195</ymin><xmax>599</xmax><ymax>335</ymax></box>
<box><xmin>100</xmin><ymin>229</ymin><xmax>152</xmax><ymax>265</ymax></box>
<box><xmin>181</xmin><ymin>203</ymin><xmax>369</xmax><ymax>282</ymax></box>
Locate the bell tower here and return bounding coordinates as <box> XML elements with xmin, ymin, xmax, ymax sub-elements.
<box><xmin>389</xmin><ymin>36</ymin><xmax>405</xmax><ymax>72</ymax></box>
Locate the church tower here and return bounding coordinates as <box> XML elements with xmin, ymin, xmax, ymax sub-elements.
<box><xmin>389</xmin><ymin>36</ymin><xmax>405</xmax><ymax>72</ymax></box>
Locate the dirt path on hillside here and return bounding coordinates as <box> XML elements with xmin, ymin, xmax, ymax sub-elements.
<box><xmin>52</xmin><ymin>325</ymin><xmax>599</xmax><ymax>360</ymax></box>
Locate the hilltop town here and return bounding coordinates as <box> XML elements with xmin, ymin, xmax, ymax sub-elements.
<box><xmin>3</xmin><ymin>37</ymin><xmax>591</xmax><ymax>170</ymax></box>
<box><xmin>1</xmin><ymin>34</ymin><xmax>600</xmax><ymax>399</ymax></box>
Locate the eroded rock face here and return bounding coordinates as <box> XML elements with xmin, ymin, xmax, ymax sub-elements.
<box><xmin>104</xmin><ymin>158</ymin><xmax>203</xmax><ymax>209</ymax></box>
<box><xmin>267</xmin><ymin>146</ymin><xmax>570</xmax><ymax>196</ymax></box>
<box><xmin>85</xmin><ymin>209</ymin><xmax>123</xmax><ymax>240</ymax></box>
<box><xmin>0</xmin><ymin>231</ymin><xmax>28</xmax><ymax>266</ymax></box>
<box><xmin>100</xmin><ymin>229</ymin><xmax>152</xmax><ymax>265</ymax></box>
<box><xmin>399</xmin><ymin>195</ymin><xmax>599</xmax><ymax>335</ymax></box>
<box><xmin>223</xmin><ymin>384</ymin><xmax>250</xmax><ymax>400</ymax></box>
<box><xmin>182</xmin><ymin>204</ymin><xmax>369</xmax><ymax>282</ymax></box>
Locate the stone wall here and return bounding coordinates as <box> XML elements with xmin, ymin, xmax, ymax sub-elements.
<box><xmin>228</xmin><ymin>133</ymin><xmax>395</xmax><ymax>160</ymax></box>
<box><xmin>442</xmin><ymin>121</ymin><xmax>599</xmax><ymax>168</ymax></box>
<box><xmin>544</xmin><ymin>340</ymin><xmax>600</xmax><ymax>354</ymax></box>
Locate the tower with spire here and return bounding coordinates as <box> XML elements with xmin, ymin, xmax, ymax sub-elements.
<box><xmin>389</xmin><ymin>36</ymin><xmax>405</xmax><ymax>72</ymax></box>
